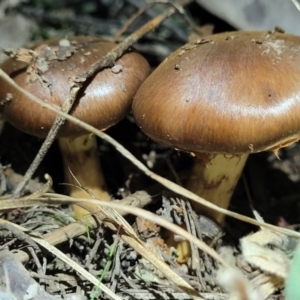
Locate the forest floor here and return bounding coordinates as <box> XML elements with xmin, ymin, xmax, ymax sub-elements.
<box><xmin>0</xmin><ymin>1</ymin><xmax>299</xmax><ymax>299</ymax></box>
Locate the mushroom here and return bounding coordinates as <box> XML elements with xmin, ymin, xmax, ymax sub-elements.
<box><xmin>132</xmin><ymin>30</ymin><xmax>300</xmax><ymax>259</ymax></box>
<box><xmin>0</xmin><ymin>36</ymin><xmax>150</xmax><ymax>216</ymax></box>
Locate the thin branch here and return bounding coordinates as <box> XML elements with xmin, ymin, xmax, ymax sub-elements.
<box><xmin>154</xmin><ymin>0</ymin><xmax>205</xmax><ymax>35</ymax></box>
<box><xmin>11</xmin><ymin>0</ymin><xmax>193</xmax><ymax>198</ymax></box>
<box><xmin>113</xmin><ymin>3</ymin><xmax>153</xmax><ymax>41</ymax></box>
<box><xmin>1</xmin><ymin>68</ymin><xmax>300</xmax><ymax>240</ymax></box>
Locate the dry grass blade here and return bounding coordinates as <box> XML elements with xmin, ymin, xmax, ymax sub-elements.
<box><xmin>0</xmin><ymin>195</ymin><xmax>229</xmax><ymax>266</ymax></box>
<box><xmin>0</xmin><ymin>220</ymin><xmax>122</xmax><ymax>300</ymax></box>
<box><xmin>113</xmin><ymin>3</ymin><xmax>153</xmax><ymax>40</ymax></box>
<box><xmin>21</xmin><ymin>174</ymin><xmax>53</xmax><ymax>199</ymax></box>
<box><xmin>107</xmin><ymin>208</ymin><xmax>140</xmax><ymax>240</ymax></box>
<box><xmin>1</xmin><ymin>191</ymin><xmax>151</xmax><ymax>250</ymax></box>
<box><xmin>9</xmin><ymin>0</ymin><xmax>193</xmax><ymax>199</ymax></box>
<box><xmin>77</xmin><ymin>202</ymin><xmax>210</xmax><ymax>300</ymax></box>
<box><xmin>1</xmin><ymin>68</ymin><xmax>299</xmax><ymax>240</ymax></box>
<box><xmin>0</xmin><ymin>192</ymin><xmax>151</xmax><ymax>299</ymax></box>
<box><xmin>0</xmin><ymin>199</ymin><xmax>206</xmax><ymax>299</ymax></box>
<box><xmin>0</xmin><ymin>173</ymin><xmax>53</xmax><ymax>200</ymax></box>
<box><xmin>0</xmin><ymin>191</ymin><xmax>207</xmax><ymax>298</ymax></box>
<box><xmin>0</xmin><ymin>196</ymin><xmax>216</xmax><ymax>299</ymax></box>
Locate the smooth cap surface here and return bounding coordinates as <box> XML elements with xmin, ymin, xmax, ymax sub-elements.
<box><xmin>0</xmin><ymin>36</ymin><xmax>150</xmax><ymax>137</ymax></box>
<box><xmin>133</xmin><ymin>31</ymin><xmax>300</xmax><ymax>154</ymax></box>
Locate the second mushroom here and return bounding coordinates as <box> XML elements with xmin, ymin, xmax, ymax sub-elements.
<box><xmin>0</xmin><ymin>36</ymin><xmax>150</xmax><ymax>216</ymax></box>
<box><xmin>133</xmin><ymin>30</ymin><xmax>300</xmax><ymax>224</ymax></box>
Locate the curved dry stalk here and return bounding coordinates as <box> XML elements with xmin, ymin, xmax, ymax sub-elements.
<box><xmin>0</xmin><ymin>195</ymin><xmax>228</xmax><ymax>265</ymax></box>
<box><xmin>21</xmin><ymin>174</ymin><xmax>53</xmax><ymax>199</ymax></box>
<box><xmin>0</xmin><ymin>192</ymin><xmax>152</xmax><ymax>300</ymax></box>
<box><xmin>9</xmin><ymin>0</ymin><xmax>193</xmax><ymax>199</ymax></box>
<box><xmin>113</xmin><ymin>3</ymin><xmax>153</xmax><ymax>41</ymax></box>
<box><xmin>0</xmin><ymin>194</ymin><xmax>207</xmax><ymax>299</ymax></box>
<box><xmin>0</xmin><ymin>195</ymin><xmax>293</xmax><ymax>266</ymax></box>
<box><xmin>1</xmin><ymin>68</ymin><xmax>300</xmax><ymax>240</ymax></box>
<box><xmin>0</xmin><ymin>174</ymin><xmax>53</xmax><ymax>200</ymax></box>
<box><xmin>0</xmin><ymin>219</ymin><xmax>122</xmax><ymax>300</ymax></box>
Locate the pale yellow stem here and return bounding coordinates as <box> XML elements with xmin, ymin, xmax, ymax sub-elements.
<box><xmin>58</xmin><ymin>135</ymin><xmax>110</xmax><ymax>218</ymax></box>
<box><xmin>176</xmin><ymin>154</ymin><xmax>248</xmax><ymax>263</ymax></box>
<box><xmin>187</xmin><ymin>154</ymin><xmax>248</xmax><ymax>224</ymax></box>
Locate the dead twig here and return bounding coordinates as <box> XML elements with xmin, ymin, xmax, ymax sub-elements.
<box><xmin>113</xmin><ymin>3</ymin><xmax>153</xmax><ymax>41</ymax></box>
<box><xmin>11</xmin><ymin>0</ymin><xmax>193</xmax><ymax>199</ymax></box>
<box><xmin>33</xmin><ymin>233</ymin><xmax>122</xmax><ymax>300</ymax></box>
<box><xmin>79</xmin><ymin>202</ymin><xmax>204</xmax><ymax>299</ymax></box>
<box><xmin>3</xmin><ymin>195</ymin><xmax>230</xmax><ymax>266</ymax></box>
<box><xmin>0</xmin><ymin>192</ymin><xmax>151</xmax><ymax>300</ymax></box>
<box><xmin>0</xmin><ymin>191</ymin><xmax>151</xmax><ymax>252</ymax></box>
<box><xmin>1</xmin><ymin>68</ymin><xmax>300</xmax><ymax>239</ymax></box>
<box><xmin>0</xmin><ymin>197</ymin><xmax>207</xmax><ymax>299</ymax></box>
<box><xmin>154</xmin><ymin>0</ymin><xmax>205</xmax><ymax>36</ymax></box>
<box><xmin>0</xmin><ymin>223</ymin><xmax>40</xmax><ymax>253</ymax></box>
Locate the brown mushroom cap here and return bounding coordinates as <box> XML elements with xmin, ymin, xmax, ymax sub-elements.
<box><xmin>0</xmin><ymin>36</ymin><xmax>150</xmax><ymax>138</ymax></box>
<box><xmin>132</xmin><ymin>31</ymin><xmax>300</xmax><ymax>155</ymax></box>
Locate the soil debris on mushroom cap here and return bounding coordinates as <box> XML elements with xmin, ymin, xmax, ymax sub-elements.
<box><xmin>133</xmin><ymin>30</ymin><xmax>300</xmax><ymax>226</ymax></box>
<box><xmin>0</xmin><ymin>36</ymin><xmax>150</xmax><ymax>138</ymax></box>
<box><xmin>133</xmin><ymin>30</ymin><xmax>300</xmax><ymax>156</ymax></box>
<box><xmin>0</xmin><ymin>36</ymin><xmax>150</xmax><ymax>217</ymax></box>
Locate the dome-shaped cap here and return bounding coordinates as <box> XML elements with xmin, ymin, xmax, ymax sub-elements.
<box><xmin>0</xmin><ymin>36</ymin><xmax>150</xmax><ymax>138</ymax></box>
<box><xmin>133</xmin><ymin>31</ymin><xmax>300</xmax><ymax>155</ymax></box>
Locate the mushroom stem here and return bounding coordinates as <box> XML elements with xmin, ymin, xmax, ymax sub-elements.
<box><xmin>58</xmin><ymin>135</ymin><xmax>110</xmax><ymax>218</ymax></box>
<box><xmin>186</xmin><ymin>153</ymin><xmax>249</xmax><ymax>224</ymax></box>
<box><xmin>174</xmin><ymin>154</ymin><xmax>248</xmax><ymax>263</ymax></box>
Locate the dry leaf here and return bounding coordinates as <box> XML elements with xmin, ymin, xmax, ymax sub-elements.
<box><xmin>240</xmin><ymin>230</ymin><xmax>290</xmax><ymax>278</ymax></box>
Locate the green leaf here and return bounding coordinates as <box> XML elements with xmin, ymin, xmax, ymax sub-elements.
<box><xmin>285</xmin><ymin>244</ymin><xmax>300</xmax><ymax>300</ymax></box>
